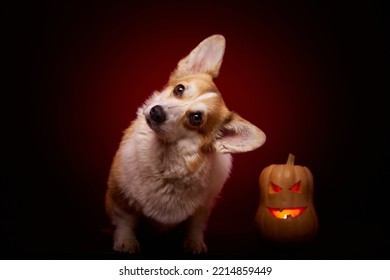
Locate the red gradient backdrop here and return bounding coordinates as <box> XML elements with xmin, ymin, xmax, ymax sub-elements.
<box><xmin>4</xmin><ymin>1</ymin><xmax>387</xmax><ymax>257</ymax></box>
<box><xmin>56</xmin><ymin>4</ymin><xmax>330</xmax><ymax>184</ymax></box>
<box><xmin>56</xmin><ymin>4</ymin><xmax>328</xmax><ymax>222</ymax></box>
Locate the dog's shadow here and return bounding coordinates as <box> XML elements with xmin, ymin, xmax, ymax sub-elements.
<box><xmin>101</xmin><ymin>219</ymin><xmax>207</xmax><ymax>258</ymax></box>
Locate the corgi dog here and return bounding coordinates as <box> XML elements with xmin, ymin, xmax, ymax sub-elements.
<box><xmin>105</xmin><ymin>34</ymin><xmax>266</xmax><ymax>254</ymax></box>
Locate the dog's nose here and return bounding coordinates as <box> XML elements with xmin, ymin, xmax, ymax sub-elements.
<box><xmin>149</xmin><ymin>105</ymin><xmax>166</xmax><ymax>123</ymax></box>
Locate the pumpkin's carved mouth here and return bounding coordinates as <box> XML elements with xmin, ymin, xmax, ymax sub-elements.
<box><xmin>267</xmin><ymin>207</ymin><xmax>307</xmax><ymax>219</ymax></box>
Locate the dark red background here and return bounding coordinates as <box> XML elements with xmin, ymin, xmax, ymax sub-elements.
<box><xmin>3</xmin><ymin>1</ymin><xmax>388</xmax><ymax>258</ymax></box>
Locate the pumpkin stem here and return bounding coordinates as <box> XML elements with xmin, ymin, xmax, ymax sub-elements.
<box><xmin>287</xmin><ymin>153</ymin><xmax>295</xmax><ymax>165</ymax></box>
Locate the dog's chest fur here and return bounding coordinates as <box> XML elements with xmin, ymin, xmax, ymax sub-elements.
<box><xmin>118</xmin><ymin>116</ymin><xmax>232</xmax><ymax>225</ymax></box>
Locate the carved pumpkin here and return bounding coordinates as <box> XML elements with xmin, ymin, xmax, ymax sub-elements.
<box><xmin>254</xmin><ymin>153</ymin><xmax>319</xmax><ymax>243</ymax></box>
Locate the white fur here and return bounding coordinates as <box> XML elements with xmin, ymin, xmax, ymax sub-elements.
<box><xmin>194</xmin><ymin>91</ymin><xmax>218</xmax><ymax>102</ymax></box>
<box><xmin>120</xmin><ymin>117</ymin><xmax>232</xmax><ymax>224</ymax></box>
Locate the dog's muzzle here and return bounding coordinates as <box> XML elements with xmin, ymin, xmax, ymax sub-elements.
<box><xmin>148</xmin><ymin>105</ymin><xmax>166</xmax><ymax>125</ymax></box>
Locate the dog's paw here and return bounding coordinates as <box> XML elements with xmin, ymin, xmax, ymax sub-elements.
<box><xmin>113</xmin><ymin>238</ymin><xmax>140</xmax><ymax>253</ymax></box>
<box><xmin>184</xmin><ymin>238</ymin><xmax>208</xmax><ymax>254</ymax></box>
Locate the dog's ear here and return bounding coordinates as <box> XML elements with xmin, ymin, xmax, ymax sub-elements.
<box><xmin>213</xmin><ymin>113</ymin><xmax>266</xmax><ymax>154</ymax></box>
<box><xmin>171</xmin><ymin>34</ymin><xmax>225</xmax><ymax>79</ymax></box>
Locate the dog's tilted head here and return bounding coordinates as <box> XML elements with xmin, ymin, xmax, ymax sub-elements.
<box><xmin>142</xmin><ymin>34</ymin><xmax>266</xmax><ymax>153</ymax></box>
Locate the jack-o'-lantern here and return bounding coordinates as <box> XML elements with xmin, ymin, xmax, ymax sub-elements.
<box><xmin>254</xmin><ymin>153</ymin><xmax>319</xmax><ymax>243</ymax></box>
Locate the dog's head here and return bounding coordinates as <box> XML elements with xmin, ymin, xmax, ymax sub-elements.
<box><xmin>142</xmin><ymin>34</ymin><xmax>266</xmax><ymax>153</ymax></box>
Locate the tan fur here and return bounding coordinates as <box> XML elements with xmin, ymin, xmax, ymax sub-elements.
<box><xmin>105</xmin><ymin>35</ymin><xmax>266</xmax><ymax>254</ymax></box>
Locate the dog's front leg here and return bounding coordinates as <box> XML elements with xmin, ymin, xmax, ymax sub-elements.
<box><xmin>184</xmin><ymin>206</ymin><xmax>209</xmax><ymax>254</ymax></box>
<box><xmin>112</xmin><ymin>207</ymin><xmax>140</xmax><ymax>253</ymax></box>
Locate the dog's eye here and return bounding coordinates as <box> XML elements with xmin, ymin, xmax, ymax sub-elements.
<box><xmin>173</xmin><ymin>84</ymin><xmax>185</xmax><ymax>97</ymax></box>
<box><xmin>189</xmin><ymin>112</ymin><xmax>203</xmax><ymax>126</ymax></box>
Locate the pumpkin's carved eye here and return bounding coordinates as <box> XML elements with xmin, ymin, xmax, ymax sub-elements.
<box><xmin>289</xmin><ymin>181</ymin><xmax>301</xmax><ymax>192</ymax></box>
<box><xmin>269</xmin><ymin>182</ymin><xmax>282</xmax><ymax>193</ymax></box>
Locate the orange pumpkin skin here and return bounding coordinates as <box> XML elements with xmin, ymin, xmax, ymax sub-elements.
<box><xmin>255</xmin><ymin>154</ymin><xmax>319</xmax><ymax>243</ymax></box>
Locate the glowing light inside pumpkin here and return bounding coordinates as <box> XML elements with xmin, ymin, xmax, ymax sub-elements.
<box><xmin>267</xmin><ymin>207</ymin><xmax>307</xmax><ymax>219</ymax></box>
